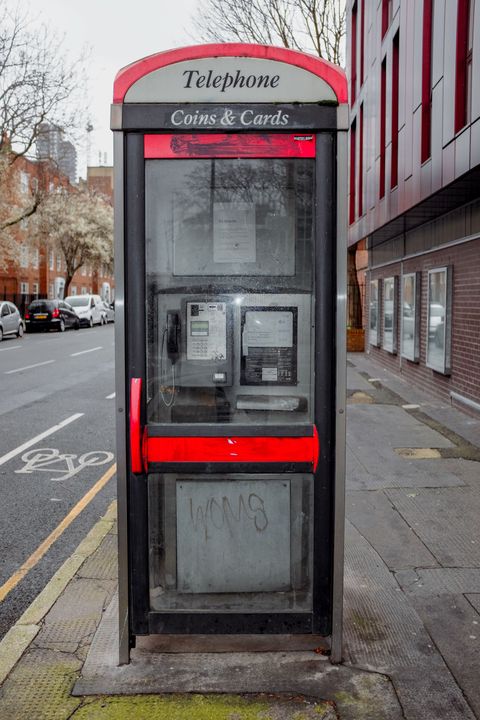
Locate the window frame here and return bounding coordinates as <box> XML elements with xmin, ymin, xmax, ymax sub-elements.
<box><xmin>426</xmin><ymin>266</ymin><xmax>453</xmax><ymax>374</ymax></box>
<box><xmin>401</xmin><ymin>272</ymin><xmax>421</xmax><ymax>362</ymax></box>
<box><xmin>382</xmin><ymin>275</ymin><xmax>398</xmax><ymax>354</ymax></box>
<box><xmin>369</xmin><ymin>278</ymin><xmax>380</xmax><ymax>346</ymax></box>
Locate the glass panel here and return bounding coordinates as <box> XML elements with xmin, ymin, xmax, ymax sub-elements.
<box><xmin>427</xmin><ymin>268</ymin><xmax>447</xmax><ymax>372</ymax></box>
<box><xmin>369</xmin><ymin>279</ymin><xmax>379</xmax><ymax>345</ymax></box>
<box><xmin>382</xmin><ymin>276</ymin><xmax>395</xmax><ymax>352</ymax></box>
<box><xmin>145</xmin><ymin>158</ymin><xmax>315</xmax><ymax>425</ymax></box>
<box><xmin>401</xmin><ymin>273</ymin><xmax>416</xmax><ymax>360</ymax></box>
<box><xmin>148</xmin><ymin>473</ymin><xmax>313</xmax><ymax>613</ymax></box>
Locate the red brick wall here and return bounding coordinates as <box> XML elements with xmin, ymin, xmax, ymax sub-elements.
<box><xmin>366</xmin><ymin>239</ymin><xmax>480</xmax><ymax>407</ymax></box>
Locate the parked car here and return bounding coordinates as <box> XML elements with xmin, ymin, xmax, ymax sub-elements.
<box><xmin>0</xmin><ymin>301</ymin><xmax>24</xmax><ymax>341</ymax></box>
<box><xmin>65</xmin><ymin>294</ymin><xmax>105</xmax><ymax>327</ymax></box>
<box><xmin>25</xmin><ymin>299</ymin><xmax>80</xmax><ymax>332</ymax></box>
<box><xmin>428</xmin><ymin>303</ymin><xmax>444</xmax><ymax>338</ymax></box>
<box><xmin>101</xmin><ymin>301</ymin><xmax>115</xmax><ymax>323</ymax></box>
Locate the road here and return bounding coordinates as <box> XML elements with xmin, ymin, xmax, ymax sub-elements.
<box><xmin>0</xmin><ymin>323</ymin><xmax>116</xmax><ymax>640</ymax></box>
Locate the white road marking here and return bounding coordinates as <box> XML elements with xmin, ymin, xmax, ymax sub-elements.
<box><xmin>0</xmin><ymin>345</ymin><xmax>21</xmax><ymax>352</ymax></box>
<box><xmin>0</xmin><ymin>413</ymin><xmax>84</xmax><ymax>468</ymax></box>
<box><xmin>70</xmin><ymin>346</ymin><xmax>102</xmax><ymax>357</ymax></box>
<box><xmin>16</xmin><ymin>448</ymin><xmax>114</xmax><ymax>482</ymax></box>
<box><xmin>5</xmin><ymin>359</ymin><xmax>55</xmax><ymax>375</ymax></box>
<box><xmin>105</xmin><ymin>392</ymin><xmax>116</xmax><ymax>399</ymax></box>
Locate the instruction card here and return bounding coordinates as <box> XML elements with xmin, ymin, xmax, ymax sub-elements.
<box><xmin>243</xmin><ymin>311</ymin><xmax>293</xmax><ymax>352</ymax></box>
<box><xmin>213</xmin><ymin>202</ymin><xmax>256</xmax><ymax>263</ymax></box>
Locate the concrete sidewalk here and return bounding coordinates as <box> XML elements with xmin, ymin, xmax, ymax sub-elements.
<box><xmin>0</xmin><ymin>352</ymin><xmax>479</xmax><ymax>719</ymax></box>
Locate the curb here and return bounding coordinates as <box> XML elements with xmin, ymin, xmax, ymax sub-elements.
<box><xmin>0</xmin><ymin>500</ymin><xmax>117</xmax><ymax>685</ymax></box>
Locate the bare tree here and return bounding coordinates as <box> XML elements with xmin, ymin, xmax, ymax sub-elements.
<box><xmin>0</xmin><ymin>0</ymin><xmax>85</xmax><ymax>249</ymax></box>
<box><xmin>193</xmin><ymin>0</ymin><xmax>345</xmax><ymax>65</ymax></box>
<box><xmin>37</xmin><ymin>190</ymin><xmax>113</xmax><ymax>297</ymax></box>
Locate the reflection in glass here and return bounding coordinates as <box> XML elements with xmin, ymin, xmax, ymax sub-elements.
<box><xmin>382</xmin><ymin>277</ymin><xmax>396</xmax><ymax>352</ymax></box>
<box><xmin>427</xmin><ymin>269</ymin><xmax>448</xmax><ymax>372</ymax></box>
<box><xmin>145</xmin><ymin>158</ymin><xmax>315</xmax><ymax>425</ymax></box>
<box><xmin>369</xmin><ymin>279</ymin><xmax>379</xmax><ymax>345</ymax></box>
<box><xmin>401</xmin><ymin>273</ymin><xmax>416</xmax><ymax>361</ymax></box>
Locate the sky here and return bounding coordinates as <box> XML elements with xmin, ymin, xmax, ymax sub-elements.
<box><xmin>35</xmin><ymin>0</ymin><xmax>200</xmax><ymax>178</ymax></box>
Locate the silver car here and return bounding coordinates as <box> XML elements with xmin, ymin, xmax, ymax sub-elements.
<box><xmin>0</xmin><ymin>301</ymin><xmax>24</xmax><ymax>341</ymax></box>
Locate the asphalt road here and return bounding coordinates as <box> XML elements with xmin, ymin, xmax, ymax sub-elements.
<box><xmin>0</xmin><ymin>322</ymin><xmax>116</xmax><ymax>640</ymax></box>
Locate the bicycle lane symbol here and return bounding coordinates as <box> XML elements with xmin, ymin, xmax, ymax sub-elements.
<box><xmin>15</xmin><ymin>448</ymin><xmax>115</xmax><ymax>482</ymax></box>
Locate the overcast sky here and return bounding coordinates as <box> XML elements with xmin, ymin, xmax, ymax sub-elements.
<box><xmin>36</xmin><ymin>0</ymin><xmax>200</xmax><ymax>177</ymax></box>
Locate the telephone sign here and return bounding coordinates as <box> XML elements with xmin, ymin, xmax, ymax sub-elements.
<box><xmin>112</xmin><ymin>43</ymin><xmax>347</xmax><ymax>664</ymax></box>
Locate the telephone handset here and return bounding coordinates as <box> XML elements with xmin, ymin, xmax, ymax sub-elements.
<box><xmin>166</xmin><ymin>311</ymin><xmax>180</xmax><ymax>363</ymax></box>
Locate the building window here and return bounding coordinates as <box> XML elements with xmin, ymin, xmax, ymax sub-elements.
<box><xmin>382</xmin><ymin>0</ymin><xmax>393</xmax><ymax>38</ymax></box>
<box><xmin>19</xmin><ymin>172</ymin><xmax>29</xmax><ymax>194</ymax></box>
<box><xmin>421</xmin><ymin>0</ymin><xmax>434</xmax><ymax>162</ymax></box>
<box><xmin>391</xmin><ymin>31</ymin><xmax>400</xmax><ymax>189</ymax></box>
<box><xmin>81</xmin><ymin>265</ymin><xmax>87</xmax><ymax>276</ymax></box>
<box><xmin>369</xmin><ymin>279</ymin><xmax>380</xmax><ymax>346</ymax></box>
<box><xmin>380</xmin><ymin>57</ymin><xmax>387</xmax><ymax>198</ymax></box>
<box><xmin>70</xmin><ymin>286</ymin><xmax>77</xmax><ymax>295</ymax></box>
<box><xmin>360</xmin><ymin>0</ymin><xmax>365</xmax><ymax>85</ymax></box>
<box><xmin>351</xmin><ymin>1</ymin><xmax>358</xmax><ymax>103</ymax></box>
<box><xmin>401</xmin><ymin>272</ymin><xmax>421</xmax><ymax>362</ymax></box>
<box><xmin>31</xmin><ymin>248</ymin><xmax>39</xmax><ymax>268</ymax></box>
<box><xmin>32</xmin><ymin>282</ymin><xmax>39</xmax><ymax>296</ymax></box>
<box><xmin>359</xmin><ymin>104</ymin><xmax>364</xmax><ymax>216</ymax></box>
<box><xmin>56</xmin><ymin>254</ymin><xmax>61</xmax><ymax>271</ymax></box>
<box><xmin>382</xmin><ymin>276</ymin><xmax>397</xmax><ymax>353</ymax></box>
<box><xmin>81</xmin><ymin>287</ymin><xmax>87</xmax><ymax>294</ymax></box>
<box><xmin>49</xmin><ymin>250</ymin><xmax>54</xmax><ymax>270</ymax></box>
<box><xmin>20</xmin><ymin>282</ymin><xmax>29</xmax><ymax>294</ymax></box>
<box><xmin>349</xmin><ymin>118</ymin><xmax>357</xmax><ymax>224</ymax></box>
<box><xmin>48</xmin><ymin>283</ymin><xmax>54</xmax><ymax>299</ymax></box>
<box><xmin>20</xmin><ymin>245</ymin><xmax>29</xmax><ymax>268</ymax></box>
<box><xmin>455</xmin><ymin>0</ymin><xmax>472</xmax><ymax>133</ymax></box>
<box><xmin>426</xmin><ymin>267</ymin><xmax>452</xmax><ymax>374</ymax></box>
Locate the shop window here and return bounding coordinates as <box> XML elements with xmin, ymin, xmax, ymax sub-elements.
<box><xmin>401</xmin><ymin>272</ymin><xmax>421</xmax><ymax>362</ymax></box>
<box><xmin>382</xmin><ymin>276</ymin><xmax>397</xmax><ymax>353</ymax></box>
<box><xmin>426</xmin><ymin>267</ymin><xmax>452</xmax><ymax>374</ymax></box>
<box><xmin>369</xmin><ymin>279</ymin><xmax>380</xmax><ymax>346</ymax></box>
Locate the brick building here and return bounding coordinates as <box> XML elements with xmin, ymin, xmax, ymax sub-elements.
<box><xmin>0</xmin><ymin>155</ymin><xmax>114</xmax><ymax>313</ymax></box>
<box><xmin>347</xmin><ymin>0</ymin><xmax>480</xmax><ymax>414</ymax></box>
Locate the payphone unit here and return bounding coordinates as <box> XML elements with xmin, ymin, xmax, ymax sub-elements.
<box><xmin>112</xmin><ymin>43</ymin><xmax>347</xmax><ymax>664</ymax></box>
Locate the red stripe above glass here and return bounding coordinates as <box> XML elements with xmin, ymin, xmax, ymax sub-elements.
<box><xmin>144</xmin><ymin>133</ymin><xmax>316</xmax><ymax>159</ymax></box>
<box><xmin>145</xmin><ymin>432</ymin><xmax>319</xmax><ymax>471</ymax></box>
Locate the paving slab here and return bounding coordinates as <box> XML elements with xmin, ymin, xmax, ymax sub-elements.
<box><xmin>74</xmin><ymin>595</ymin><xmax>404</xmax><ymax>720</ymax></box>
<box><xmin>402</xmin><ymin>593</ymin><xmax>480</xmax><ymax>718</ymax></box>
<box><xmin>347</xmin><ymin>444</ymin><xmax>465</xmax><ymax>490</ymax></box>
<box><xmin>344</xmin><ymin>521</ymin><xmax>475</xmax><ymax>719</ymax></box>
<box><xmin>347</xmin><ymin>367</ymin><xmax>374</xmax><ymax>392</ymax></box>
<box><xmin>346</xmin><ymin>490</ymin><xmax>439</xmax><ymax>571</ymax></box>
<box><xmin>385</xmin><ymin>486</ymin><xmax>480</xmax><ymax>567</ymax></box>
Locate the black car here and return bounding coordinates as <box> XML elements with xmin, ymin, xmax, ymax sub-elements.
<box><xmin>25</xmin><ymin>299</ymin><xmax>80</xmax><ymax>333</ymax></box>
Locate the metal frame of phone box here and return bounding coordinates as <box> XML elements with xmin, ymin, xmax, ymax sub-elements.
<box><xmin>112</xmin><ymin>43</ymin><xmax>348</xmax><ymax>665</ymax></box>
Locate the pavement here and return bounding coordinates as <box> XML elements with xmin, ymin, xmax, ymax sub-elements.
<box><xmin>1</xmin><ymin>351</ymin><xmax>480</xmax><ymax>719</ymax></box>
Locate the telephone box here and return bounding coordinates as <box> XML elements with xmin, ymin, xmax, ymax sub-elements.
<box><xmin>112</xmin><ymin>44</ymin><xmax>347</xmax><ymax>664</ymax></box>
